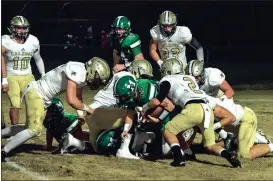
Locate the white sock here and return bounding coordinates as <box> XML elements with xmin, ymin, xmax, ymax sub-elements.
<box><xmin>68</xmin><ymin>134</ymin><xmax>86</xmax><ymax>151</ymax></box>
<box><xmin>3</xmin><ymin>129</ymin><xmax>37</xmax><ymax>153</ymax></box>
<box><xmin>219</xmin><ymin>129</ymin><xmax>228</xmax><ymax>139</ymax></box>
<box><xmin>119</xmin><ymin>134</ymin><xmax>133</xmax><ymax>151</ymax></box>
<box><xmin>1</xmin><ymin>124</ymin><xmax>25</xmax><ymax>138</ymax></box>
<box><xmin>268</xmin><ymin>143</ymin><xmax>273</xmax><ymax>152</ymax></box>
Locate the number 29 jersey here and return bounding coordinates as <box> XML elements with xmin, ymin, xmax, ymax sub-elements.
<box><xmin>2</xmin><ymin>34</ymin><xmax>40</xmax><ymax>76</ymax></box>
<box><xmin>159</xmin><ymin>74</ymin><xmax>207</xmax><ymax>107</ymax></box>
<box><xmin>150</xmin><ymin>25</ymin><xmax>192</xmax><ymax>67</ymax></box>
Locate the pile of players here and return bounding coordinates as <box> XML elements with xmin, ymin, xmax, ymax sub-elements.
<box><xmin>1</xmin><ymin>11</ymin><xmax>273</xmax><ymax>168</ymax></box>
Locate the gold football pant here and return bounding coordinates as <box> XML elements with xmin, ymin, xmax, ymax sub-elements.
<box><xmin>7</xmin><ymin>74</ymin><xmax>35</xmax><ymax>108</ymax></box>
<box><xmin>165</xmin><ymin>103</ymin><xmax>215</xmax><ymax>147</ymax></box>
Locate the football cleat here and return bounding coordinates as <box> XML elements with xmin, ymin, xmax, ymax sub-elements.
<box><xmin>1</xmin><ymin>151</ymin><xmax>8</xmax><ymax>162</ymax></box>
<box><xmin>116</xmin><ymin>149</ymin><xmax>140</xmax><ymax>160</ymax></box>
<box><xmin>224</xmin><ymin>132</ymin><xmax>235</xmax><ymax>152</ymax></box>
<box><xmin>170</xmin><ymin>159</ymin><xmax>186</xmax><ymax>167</ymax></box>
<box><xmin>256</xmin><ymin>129</ymin><xmax>272</xmax><ymax>144</ymax></box>
<box><xmin>227</xmin><ymin>151</ymin><xmax>242</xmax><ymax>168</ymax></box>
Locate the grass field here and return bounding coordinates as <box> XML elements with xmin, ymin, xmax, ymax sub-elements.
<box><xmin>1</xmin><ymin>88</ymin><xmax>273</xmax><ymax>180</ymax></box>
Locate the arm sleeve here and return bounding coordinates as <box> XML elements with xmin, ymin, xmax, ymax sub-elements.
<box><xmin>156</xmin><ymin>81</ymin><xmax>171</xmax><ymax>102</ymax></box>
<box><xmin>131</xmin><ymin>46</ymin><xmax>142</xmax><ymax>57</ymax></box>
<box><xmin>33</xmin><ymin>48</ymin><xmax>46</xmax><ymax>76</ymax></box>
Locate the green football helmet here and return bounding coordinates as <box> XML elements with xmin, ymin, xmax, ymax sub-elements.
<box><xmin>129</xmin><ymin>59</ymin><xmax>153</xmax><ymax>79</ymax></box>
<box><xmin>111</xmin><ymin>16</ymin><xmax>131</xmax><ymax>39</ymax></box>
<box><xmin>86</xmin><ymin>57</ymin><xmax>111</xmax><ymax>90</ymax></box>
<box><xmin>8</xmin><ymin>16</ymin><xmax>30</xmax><ymax>39</ymax></box>
<box><xmin>96</xmin><ymin>128</ymin><xmax>122</xmax><ymax>155</ymax></box>
<box><xmin>44</xmin><ymin>97</ymin><xmax>64</xmax><ymax>129</ymax></box>
<box><xmin>113</xmin><ymin>75</ymin><xmax>137</xmax><ymax>108</ymax></box>
<box><xmin>161</xmin><ymin>58</ymin><xmax>184</xmax><ymax>76</ymax></box>
<box><xmin>158</xmin><ymin>10</ymin><xmax>177</xmax><ymax>37</ymax></box>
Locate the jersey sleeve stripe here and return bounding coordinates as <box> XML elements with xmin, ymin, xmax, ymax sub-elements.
<box><xmin>130</xmin><ymin>40</ymin><xmax>141</xmax><ymax>48</ymax></box>
<box><xmin>148</xmin><ymin>84</ymin><xmax>156</xmax><ymax>100</ymax></box>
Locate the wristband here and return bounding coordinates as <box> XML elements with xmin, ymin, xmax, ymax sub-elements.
<box><xmin>123</xmin><ymin>123</ymin><xmax>131</xmax><ymax>132</ymax></box>
<box><xmin>2</xmin><ymin>77</ymin><xmax>8</xmax><ymax>85</ymax></box>
<box><xmin>220</xmin><ymin>95</ymin><xmax>227</xmax><ymax>101</ymax></box>
<box><xmin>142</xmin><ymin>103</ymin><xmax>150</xmax><ymax>113</ymax></box>
<box><xmin>81</xmin><ymin>104</ymin><xmax>89</xmax><ymax>112</ymax></box>
<box><xmin>213</xmin><ymin>122</ymin><xmax>222</xmax><ymax>130</ymax></box>
<box><xmin>157</xmin><ymin>59</ymin><xmax>163</xmax><ymax>67</ymax></box>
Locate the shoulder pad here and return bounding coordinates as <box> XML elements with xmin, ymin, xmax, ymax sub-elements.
<box><xmin>150</xmin><ymin>25</ymin><xmax>160</xmax><ymax>41</ymax></box>
<box><xmin>178</xmin><ymin>26</ymin><xmax>192</xmax><ymax>43</ymax></box>
<box><xmin>124</xmin><ymin>33</ymin><xmax>141</xmax><ymax>48</ymax></box>
<box><xmin>64</xmin><ymin>61</ymin><xmax>87</xmax><ymax>85</ymax></box>
<box><xmin>208</xmin><ymin>68</ymin><xmax>225</xmax><ymax>86</ymax></box>
<box><xmin>28</xmin><ymin>34</ymin><xmax>40</xmax><ymax>48</ymax></box>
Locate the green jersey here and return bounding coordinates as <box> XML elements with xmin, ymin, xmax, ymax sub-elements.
<box><xmin>109</xmin><ymin>32</ymin><xmax>142</xmax><ymax>65</ymax></box>
<box><xmin>127</xmin><ymin>79</ymin><xmax>158</xmax><ymax>109</ymax></box>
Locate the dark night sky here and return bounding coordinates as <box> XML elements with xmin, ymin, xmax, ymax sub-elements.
<box><xmin>2</xmin><ymin>1</ymin><xmax>273</xmax><ymax>46</ymax></box>
<box><xmin>2</xmin><ymin>1</ymin><xmax>273</xmax><ymax>83</ymax></box>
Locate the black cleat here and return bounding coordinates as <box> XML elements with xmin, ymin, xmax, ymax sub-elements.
<box><xmin>224</xmin><ymin>132</ymin><xmax>234</xmax><ymax>152</ymax></box>
<box><xmin>227</xmin><ymin>151</ymin><xmax>242</xmax><ymax>168</ymax></box>
<box><xmin>2</xmin><ymin>151</ymin><xmax>8</xmax><ymax>162</ymax></box>
<box><xmin>170</xmin><ymin>160</ymin><xmax>186</xmax><ymax>167</ymax></box>
<box><xmin>1</xmin><ymin>122</ymin><xmax>6</xmax><ymax>130</ymax></box>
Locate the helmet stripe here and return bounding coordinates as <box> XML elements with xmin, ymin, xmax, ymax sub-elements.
<box><xmin>19</xmin><ymin>16</ymin><xmax>24</xmax><ymax>24</ymax></box>
<box><xmin>116</xmin><ymin>16</ymin><xmax>123</xmax><ymax>26</ymax></box>
<box><xmin>165</xmin><ymin>11</ymin><xmax>169</xmax><ymax>23</ymax></box>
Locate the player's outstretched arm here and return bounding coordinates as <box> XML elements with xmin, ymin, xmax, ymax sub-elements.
<box><xmin>219</xmin><ymin>80</ymin><xmax>234</xmax><ymax>99</ymax></box>
<box><xmin>149</xmin><ymin>39</ymin><xmax>162</xmax><ymax>68</ymax></box>
<box><xmin>66</xmin><ymin>79</ymin><xmax>92</xmax><ymax>114</ymax></box>
<box><xmin>1</xmin><ymin>46</ymin><xmax>8</xmax><ymax>92</ymax></box>
<box><xmin>33</xmin><ymin>48</ymin><xmax>46</xmax><ymax>76</ymax></box>
<box><xmin>187</xmin><ymin>37</ymin><xmax>204</xmax><ymax>62</ymax></box>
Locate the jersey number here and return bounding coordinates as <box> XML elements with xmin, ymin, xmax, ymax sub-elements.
<box><xmin>183</xmin><ymin>77</ymin><xmax>203</xmax><ymax>94</ymax></box>
<box><xmin>13</xmin><ymin>57</ymin><xmax>31</xmax><ymax>71</ymax></box>
<box><xmin>161</xmin><ymin>47</ymin><xmax>179</xmax><ymax>60</ymax></box>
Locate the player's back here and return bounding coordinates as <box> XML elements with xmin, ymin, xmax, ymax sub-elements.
<box><xmin>33</xmin><ymin>61</ymin><xmax>86</xmax><ymax>107</ymax></box>
<box><xmin>2</xmin><ymin>34</ymin><xmax>39</xmax><ymax>75</ymax></box>
<box><xmin>160</xmin><ymin>74</ymin><xmax>207</xmax><ymax>107</ymax></box>
<box><xmin>200</xmin><ymin>67</ymin><xmax>226</xmax><ymax>97</ymax></box>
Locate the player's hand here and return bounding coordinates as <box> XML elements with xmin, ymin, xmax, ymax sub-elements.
<box><xmin>121</xmin><ymin>131</ymin><xmax>129</xmax><ymax>139</ymax></box>
<box><xmin>146</xmin><ymin>115</ymin><xmax>160</xmax><ymax>123</ymax></box>
<box><xmin>2</xmin><ymin>84</ymin><xmax>9</xmax><ymax>93</ymax></box>
<box><xmin>113</xmin><ymin>64</ymin><xmax>126</xmax><ymax>73</ymax></box>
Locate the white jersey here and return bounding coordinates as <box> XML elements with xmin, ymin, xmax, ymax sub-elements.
<box><xmin>150</xmin><ymin>25</ymin><xmax>192</xmax><ymax>68</ymax></box>
<box><xmin>200</xmin><ymin>68</ymin><xmax>225</xmax><ymax>97</ymax></box>
<box><xmin>89</xmin><ymin>71</ymin><xmax>135</xmax><ymax>109</ymax></box>
<box><xmin>29</xmin><ymin>61</ymin><xmax>86</xmax><ymax>107</ymax></box>
<box><xmin>2</xmin><ymin>34</ymin><xmax>40</xmax><ymax>75</ymax></box>
<box><xmin>207</xmin><ymin>96</ymin><xmax>244</xmax><ymax>126</ymax></box>
<box><xmin>159</xmin><ymin>74</ymin><xmax>207</xmax><ymax>107</ymax></box>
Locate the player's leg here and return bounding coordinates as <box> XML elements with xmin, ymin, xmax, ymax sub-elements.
<box><xmin>164</xmin><ymin>103</ymin><xmax>205</xmax><ymax>166</ymax></box>
<box><xmin>2</xmin><ymin>88</ymin><xmax>46</xmax><ymax>162</ymax></box>
<box><xmin>1</xmin><ymin>124</ymin><xmax>25</xmax><ymax>138</ymax></box>
<box><xmin>7</xmin><ymin>75</ymin><xmax>21</xmax><ymax>125</ymax></box>
<box><xmin>199</xmin><ymin>105</ymin><xmax>241</xmax><ymax>168</ymax></box>
<box><xmin>238</xmin><ymin>107</ymin><xmax>273</xmax><ymax>158</ymax></box>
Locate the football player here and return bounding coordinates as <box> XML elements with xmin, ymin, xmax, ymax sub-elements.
<box><xmin>208</xmin><ymin>96</ymin><xmax>273</xmax><ymax>159</ymax></box>
<box><xmin>43</xmin><ymin>97</ymin><xmax>89</xmax><ymax>152</ymax></box>
<box><xmin>113</xmin><ymin>75</ymin><xmax>159</xmax><ymax>159</ymax></box>
<box><xmin>138</xmin><ymin>60</ymin><xmax>241</xmax><ymax>167</ymax></box>
<box><xmin>149</xmin><ymin>10</ymin><xmax>204</xmax><ymax>69</ymax></box>
<box><xmin>109</xmin><ymin>16</ymin><xmax>144</xmax><ymax>73</ymax></box>
<box><xmin>185</xmin><ymin>59</ymin><xmax>235</xmax><ymax>146</ymax></box>
<box><xmin>2</xmin><ymin>16</ymin><xmax>46</xmax><ymax>125</ymax></box>
<box><xmin>1</xmin><ymin>57</ymin><xmax>110</xmax><ymax>162</ymax></box>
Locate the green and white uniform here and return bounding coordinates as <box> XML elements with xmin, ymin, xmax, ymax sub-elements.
<box><xmin>43</xmin><ymin>98</ymin><xmax>80</xmax><ymax>141</ymax></box>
